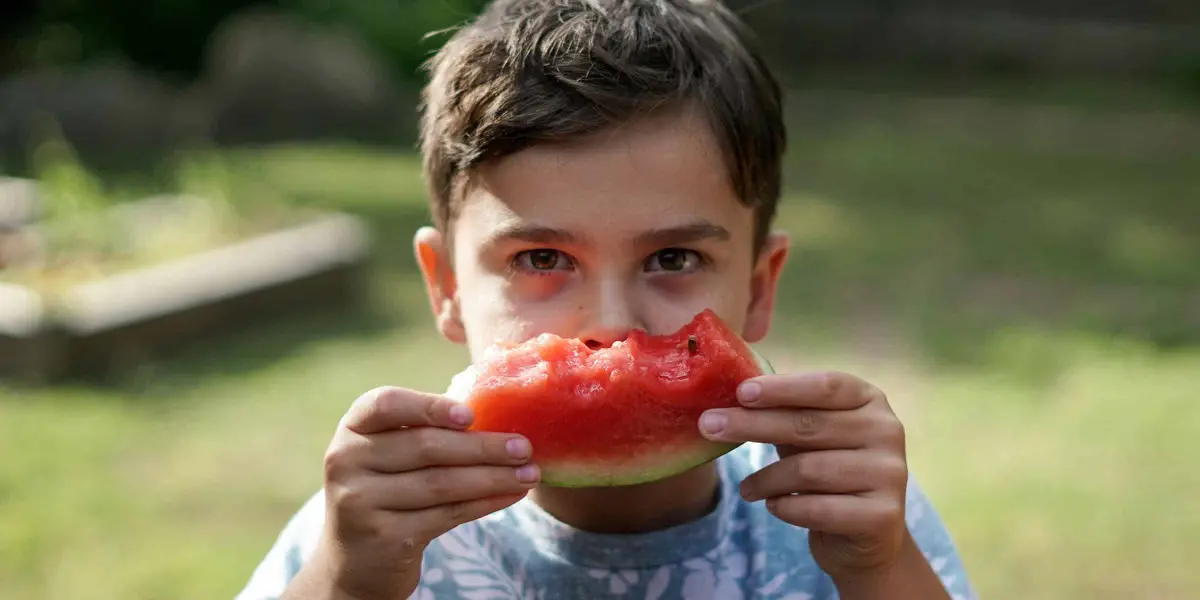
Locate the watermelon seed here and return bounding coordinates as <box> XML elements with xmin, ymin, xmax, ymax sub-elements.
<box><xmin>687</xmin><ymin>335</ymin><xmax>698</xmax><ymax>354</ymax></box>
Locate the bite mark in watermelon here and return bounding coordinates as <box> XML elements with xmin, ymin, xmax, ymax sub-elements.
<box><xmin>446</xmin><ymin>309</ymin><xmax>773</xmax><ymax>488</ymax></box>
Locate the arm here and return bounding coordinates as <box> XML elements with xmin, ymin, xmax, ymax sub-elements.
<box><xmin>236</xmin><ymin>387</ymin><xmax>538</xmax><ymax>600</ymax></box>
<box><xmin>279</xmin><ymin>541</ymin><xmax>403</xmax><ymax>600</ymax></box>
<box><xmin>700</xmin><ymin>371</ymin><xmax>976</xmax><ymax>600</ymax></box>
<box><xmin>832</xmin><ymin>531</ymin><xmax>950</xmax><ymax>600</ymax></box>
<box><xmin>833</xmin><ymin>478</ymin><xmax>977</xmax><ymax>600</ymax></box>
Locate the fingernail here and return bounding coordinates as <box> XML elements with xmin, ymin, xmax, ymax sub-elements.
<box><xmin>738</xmin><ymin>381</ymin><xmax>761</xmax><ymax>404</ymax></box>
<box><xmin>450</xmin><ymin>404</ymin><xmax>472</xmax><ymax>426</ymax></box>
<box><xmin>506</xmin><ymin>438</ymin><xmax>531</xmax><ymax>459</ymax></box>
<box><xmin>515</xmin><ymin>464</ymin><xmax>541</xmax><ymax>484</ymax></box>
<box><xmin>700</xmin><ymin>411</ymin><xmax>728</xmax><ymax>435</ymax></box>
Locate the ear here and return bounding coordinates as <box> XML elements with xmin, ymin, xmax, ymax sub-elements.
<box><xmin>742</xmin><ymin>231</ymin><xmax>789</xmax><ymax>344</ymax></box>
<box><xmin>414</xmin><ymin>226</ymin><xmax>467</xmax><ymax>344</ymax></box>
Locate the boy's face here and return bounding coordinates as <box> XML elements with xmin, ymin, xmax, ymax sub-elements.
<box><xmin>416</xmin><ymin>110</ymin><xmax>789</xmax><ymax>360</ymax></box>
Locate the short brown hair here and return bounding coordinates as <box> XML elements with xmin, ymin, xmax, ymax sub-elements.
<box><xmin>419</xmin><ymin>0</ymin><xmax>785</xmax><ymax>252</ymax></box>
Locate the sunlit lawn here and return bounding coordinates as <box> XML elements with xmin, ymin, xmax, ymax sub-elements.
<box><xmin>2</xmin><ymin>88</ymin><xmax>1198</xmax><ymax>599</ymax></box>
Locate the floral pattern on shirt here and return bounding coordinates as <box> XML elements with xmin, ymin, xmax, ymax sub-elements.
<box><xmin>238</xmin><ymin>444</ymin><xmax>977</xmax><ymax>600</ymax></box>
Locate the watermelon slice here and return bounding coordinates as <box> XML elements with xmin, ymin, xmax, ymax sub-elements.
<box><xmin>446</xmin><ymin>309</ymin><xmax>773</xmax><ymax>488</ymax></box>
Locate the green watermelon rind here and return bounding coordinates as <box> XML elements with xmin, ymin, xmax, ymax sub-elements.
<box><xmin>753</xmin><ymin>348</ymin><xmax>775</xmax><ymax>376</ymax></box>
<box><xmin>540</xmin><ymin>441</ymin><xmax>742</xmax><ymax>488</ymax></box>
<box><xmin>539</xmin><ymin>347</ymin><xmax>775</xmax><ymax>488</ymax></box>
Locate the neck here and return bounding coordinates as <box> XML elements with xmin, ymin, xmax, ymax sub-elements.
<box><xmin>529</xmin><ymin>462</ymin><xmax>722</xmax><ymax>534</ymax></box>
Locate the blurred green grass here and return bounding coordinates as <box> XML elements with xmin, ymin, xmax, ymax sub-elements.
<box><xmin>2</xmin><ymin>89</ymin><xmax>1198</xmax><ymax>600</ymax></box>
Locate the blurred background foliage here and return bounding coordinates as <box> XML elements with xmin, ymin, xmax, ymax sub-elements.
<box><xmin>1</xmin><ymin>0</ymin><xmax>1197</xmax><ymax>174</ymax></box>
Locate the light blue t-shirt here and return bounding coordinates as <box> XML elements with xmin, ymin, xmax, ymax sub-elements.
<box><xmin>235</xmin><ymin>443</ymin><xmax>976</xmax><ymax>599</ymax></box>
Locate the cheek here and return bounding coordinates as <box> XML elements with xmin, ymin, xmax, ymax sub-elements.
<box><xmin>455</xmin><ymin>272</ymin><xmax>516</xmax><ymax>343</ymax></box>
<box><xmin>511</xmin><ymin>272</ymin><xmax>574</xmax><ymax>301</ymax></box>
<box><xmin>643</xmin><ymin>276</ymin><xmax>752</xmax><ymax>335</ymax></box>
<box><xmin>456</xmin><ymin>263</ymin><xmax>756</xmax><ymax>348</ymax></box>
<box><xmin>457</xmin><ymin>275</ymin><xmax>579</xmax><ymax>352</ymax></box>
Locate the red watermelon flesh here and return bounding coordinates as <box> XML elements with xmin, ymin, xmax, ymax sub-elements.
<box><xmin>448</xmin><ymin>309</ymin><xmax>771</xmax><ymax>487</ymax></box>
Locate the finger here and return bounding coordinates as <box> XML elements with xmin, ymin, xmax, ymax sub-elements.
<box><xmin>698</xmin><ymin>406</ymin><xmax>875</xmax><ymax>449</ymax></box>
<box><xmin>765</xmin><ymin>494</ymin><xmax>904</xmax><ymax>537</ymax></box>
<box><xmin>421</xmin><ymin>492</ymin><xmax>530</xmax><ymax>536</ymax></box>
<box><xmin>360</xmin><ymin>428</ymin><xmax>533</xmax><ymax>472</ymax></box>
<box><xmin>343</xmin><ymin>387</ymin><xmax>474</xmax><ymax>435</ymax></box>
<box><xmin>737</xmin><ymin>372</ymin><xmax>885</xmax><ymax>411</ymax></box>
<box><xmin>739</xmin><ymin>450</ymin><xmax>908</xmax><ymax>502</ymax></box>
<box><xmin>374</xmin><ymin>464</ymin><xmax>542</xmax><ymax>510</ymax></box>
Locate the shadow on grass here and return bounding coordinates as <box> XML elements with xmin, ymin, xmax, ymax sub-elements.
<box><xmin>60</xmin><ymin>300</ymin><xmax>401</xmax><ymax>399</ymax></box>
<box><xmin>58</xmin><ymin>201</ymin><xmax>441</xmax><ymax>398</ymax></box>
<box><xmin>52</xmin><ymin>91</ymin><xmax>1200</xmax><ymax>392</ymax></box>
<box><xmin>764</xmin><ymin>94</ymin><xmax>1200</xmax><ymax>366</ymax></box>
<box><xmin>766</xmin><ymin>193</ymin><xmax>1200</xmax><ymax>370</ymax></box>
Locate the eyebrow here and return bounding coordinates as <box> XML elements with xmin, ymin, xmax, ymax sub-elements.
<box><xmin>482</xmin><ymin>220</ymin><xmax>731</xmax><ymax>250</ymax></box>
<box><xmin>634</xmin><ymin>221</ymin><xmax>731</xmax><ymax>247</ymax></box>
<box><xmin>486</xmin><ymin>223</ymin><xmax>584</xmax><ymax>246</ymax></box>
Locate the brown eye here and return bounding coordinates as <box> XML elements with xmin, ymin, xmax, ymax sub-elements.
<box><xmin>529</xmin><ymin>250</ymin><xmax>558</xmax><ymax>270</ymax></box>
<box><xmin>646</xmin><ymin>248</ymin><xmax>698</xmax><ymax>272</ymax></box>
<box><xmin>516</xmin><ymin>249</ymin><xmax>571</xmax><ymax>272</ymax></box>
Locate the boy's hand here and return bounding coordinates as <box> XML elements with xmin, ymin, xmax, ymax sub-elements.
<box><xmin>698</xmin><ymin>372</ymin><xmax>910</xmax><ymax>582</ymax></box>
<box><xmin>308</xmin><ymin>387</ymin><xmax>539</xmax><ymax>600</ymax></box>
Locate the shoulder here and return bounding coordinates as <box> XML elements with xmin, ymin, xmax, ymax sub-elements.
<box><xmin>725</xmin><ymin>445</ymin><xmax>978</xmax><ymax>599</ymax></box>
<box><xmin>233</xmin><ymin>491</ymin><xmax>326</xmax><ymax>600</ymax></box>
<box><xmin>902</xmin><ymin>480</ymin><xmax>979</xmax><ymax>599</ymax></box>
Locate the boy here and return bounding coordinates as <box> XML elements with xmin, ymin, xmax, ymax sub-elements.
<box><xmin>237</xmin><ymin>0</ymin><xmax>976</xmax><ymax>598</ymax></box>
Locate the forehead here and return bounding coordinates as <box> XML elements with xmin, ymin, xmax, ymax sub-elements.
<box><xmin>455</xmin><ymin>110</ymin><xmax>753</xmax><ymax>249</ymax></box>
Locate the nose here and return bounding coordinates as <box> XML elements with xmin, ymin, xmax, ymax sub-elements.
<box><xmin>578</xmin><ymin>277</ymin><xmax>639</xmax><ymax>349</ymax></box>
